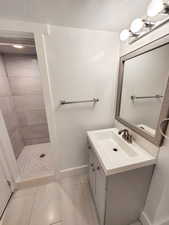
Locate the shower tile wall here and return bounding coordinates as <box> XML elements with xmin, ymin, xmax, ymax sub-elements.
<box><xmin>0</xmin><ymin>55</ymin><xmax>24</xmax><ymax>158</ymax></box>
<box><xmin>4</xmin><ymin>54</ymin><xmax>49</xmax><ymax>146</ymax></box>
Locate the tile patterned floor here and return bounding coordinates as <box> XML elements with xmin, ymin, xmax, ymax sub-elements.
<box><xmin>17</xmin><ymin>143</ymin><xmax>55</xmax><ymax>179</ymax></box>
<box><xmin>1</xmin><ymin>175</ymin><xmax>142</xmax><ymax>225</ymax></box>
<box><xmin>2</xmin><ymin>175</ymin><xmax>98</xmax><ymax>225</ymax></box>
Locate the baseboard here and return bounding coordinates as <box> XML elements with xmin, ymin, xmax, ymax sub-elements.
<box><xmin>140</xmin><ymin>212</ymin><xmax>169</xmax><ymax>225</ymax></box>
<box><xmin>16</xmin><ymin>165</ymin><xmax>88</xmax><ymax>187</ymax></box>
<box><xmin>15</xmin><ymin>174</ymin><xmax>56</xmax><ymax>189</ymax></box>
<box><xmin>60</xmin><ymin>165</ymin><xmax>88</xmax><ymax>178</ymax></box>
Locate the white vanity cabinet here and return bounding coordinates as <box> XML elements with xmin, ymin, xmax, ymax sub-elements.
<box><xmin>88</xmin><ymin>146</ymin><xmax>154</xmax><ymax>225</ymax></box>
<box><xmin>89</xmin><ymin>149</ymin><xmax>106</xmax><ymax>225</ymax></box>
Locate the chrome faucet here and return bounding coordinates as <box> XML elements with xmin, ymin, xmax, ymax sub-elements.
<box><xmin>118</xmin><ymin>129</ymin><xmax>133</xmax><ymax>143</ymax></box>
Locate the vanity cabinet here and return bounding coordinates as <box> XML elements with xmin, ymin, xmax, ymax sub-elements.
<box><xmin>88</xmin><ymin>147</ymin><xmax>154</xmax><ymax>225</ymax></box>
<box><xmin>89</xmin><ymin>149</ymin><xmax>106</xmax><ymax>225</ymax></box>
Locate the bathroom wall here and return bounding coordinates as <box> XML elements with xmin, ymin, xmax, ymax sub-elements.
<box><xmin>4</xmin><ymin>54</ymin><xmax>49</xmax><ymax>145</ymax></box>
<box><xmin>119</xmin><ymin>22</ymin><xmax>169</xmax><ymax>225</ymax></box>
<box><xmin>44</xmin><ymin>26</ymin><xmax>120</xmax><ymax>170</ymax></box>
<box><xmin>0</xmin><ymin>54</ymin><xmax>24</xmax><ymax>158</ymax></box>
<box><xmin>0</xmin><ymin>18</ymin><xmax>168</xmax><ymax>225</ymax></box>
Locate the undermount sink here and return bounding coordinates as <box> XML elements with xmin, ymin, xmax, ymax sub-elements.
<box><xmin>87</xmin><ymin>128</ymin><xmax>156</xmax><ymax>176</ymax></box>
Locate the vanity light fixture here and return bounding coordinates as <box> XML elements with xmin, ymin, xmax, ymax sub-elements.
<box><xmin>120</xmin><ymin>0</ymin><xmax>169</xmax><ymax>43</ymax></box>
<box><xmin>130</xmin><ymin>18</ymin><xmax>155</xmax><ymax>34</ymax></box>
<box><xmin>120</xmin><ymin>29</ymin><xmax>130</xmax><ymax>41</ymax></box>
<box><xmin>147</xmin><ymin>0</ymin><xmax>169</xmax><ymax>17</ymax></box>
<box><xmin>13</xmin><ymin>44</ymin><xmax>24</xmax><ymax>49</ymax></box>
<box><xmin>120</xmin><ymin>29</ymin><xmax>138</xmax><ymax>41</ymax></box>
<box><xmin>130</xmin><ymin>18</ymin><xmax>145</xmax><ymax>33</ymax></box>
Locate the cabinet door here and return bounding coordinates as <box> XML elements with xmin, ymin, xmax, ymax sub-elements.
<box><xmin>89</xmin><ymin>149</ymin><xmax>96</xmax><ymax>197</ymax></box>
<box><xmin>95</xmin><ymin>162</ymin><xmax>106</xmax><ymax>225</ymax></box>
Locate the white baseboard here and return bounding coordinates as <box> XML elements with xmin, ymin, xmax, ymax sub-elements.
<box><xmin>15</xmin><ymin>174</ymin><xmax>55</xmax><ymax>189</ymax></box>
<box><xmin>140</xmin><ymin>212</ymin><xmax>169</xmax><ymax>225</ymax></box>
<box><xmin>60</xmin><ymin>165</ymin><xmax>88</xmax><ymax>178</ymax></box>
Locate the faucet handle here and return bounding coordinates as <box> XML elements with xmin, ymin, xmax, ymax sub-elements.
<box><xmin>128</xmin><ymin>134</ymin><xmax>133</xmax><ymax>143</ymax></box>
<box><xmin>118</xmin><ymin>129</ymin><xmax>128</xmax><ymax>135</ymax></box>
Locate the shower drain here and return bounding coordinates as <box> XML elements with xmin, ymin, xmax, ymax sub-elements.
<box><xmin>40</xmin><ymin>153</ymin><xmax>46</xmax><ymax>158</ymax></box>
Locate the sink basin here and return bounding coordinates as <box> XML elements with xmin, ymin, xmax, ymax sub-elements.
<box><xmin>87</xmin><ymin>128</ymin><xmax>156</xmax><ymax>176</ymax></box>
<box><xmin>93</xmin><ymin>130</ymin><xmax>138</xmax><ymax>158</ymax></box>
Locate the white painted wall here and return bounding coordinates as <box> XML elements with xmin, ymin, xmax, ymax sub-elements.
<box><xmin>120</xmin><ymin>22</ymin><xmax>169</xmax><ymax>225</ymax></box>
<box><xmin>44</xmin><ymin>26</ymin><xmax>119</xmax><ymax>170</ymax></box>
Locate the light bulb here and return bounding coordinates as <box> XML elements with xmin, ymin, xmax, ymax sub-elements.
<box><xmin>147</xmin><ymin>0</ymin><xmax>164</xmax><ymax>17</ymax></box>
<box><xmin>130</xmin><ymin>18</ymin><xmax>144</xmax><ymax>33</ymax></box>
<box><xmin>13</xmin><ymin>44</ymin><xmax>24</xmax><ymax>49</ymax></box>
<box><xmin>120</xmin><ymin>29</ymin><xmax>130</xmax><ymax>41</ymax></box>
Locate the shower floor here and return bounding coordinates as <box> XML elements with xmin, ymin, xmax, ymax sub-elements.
<box><xmin>17</xmin><ymin>143</ymin><xmax>55</xmax><ymax>179</ymax></box>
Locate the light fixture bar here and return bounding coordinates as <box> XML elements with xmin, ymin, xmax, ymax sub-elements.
<box><xmin>129</xmin><ymin>16</ymin><xmax>169</xmax><ymax>44</ymax></box>
<box><xmin>120</xmin><ymin>0</ymin><xmax>169</xmax><ymax>44</ymax></box>
<box><xmin>163</xmin><ymin>3</ymin><xmax>169</xmax><ymax>14</ymax></box>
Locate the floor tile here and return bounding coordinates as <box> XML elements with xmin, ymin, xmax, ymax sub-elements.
<box><xmin>13</xmin><ymin>186</ymin><xmax>37</xmax><ymax>199</ymax></box>
<box><xmin>2</xmin><ymin>175</ymin><xmax>101</xmax><ymax>225</ymax></box>
<box><xmin>59</xmin><ymin>176</ymin><xmax>99</xmax><ymax>225</ymax></box>
<box><xmin>29</xmin><ymin>182</ymin><xmax>62</xmax><ymax>225</ymax></box>
<box><xmin>2</xmin><ymin>195</ymin><xmax>35</xmax><ymax>225</ymax></box>
<box><xmin>60</xmin><ymin>174</ymin><xmax>88</xmax><ymax>189</ymax></box>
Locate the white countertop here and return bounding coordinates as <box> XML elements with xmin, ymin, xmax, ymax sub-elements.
<box><xmin>87</xmin><ymin>128</ymin><xmax>156</xmax><ymax>176</ymax></box>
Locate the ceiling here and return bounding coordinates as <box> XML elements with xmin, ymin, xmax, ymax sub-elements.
<box><xmin>0</xmin><ymin>0</ymin><xmax>150</xmax><ymax>31</ymax></box>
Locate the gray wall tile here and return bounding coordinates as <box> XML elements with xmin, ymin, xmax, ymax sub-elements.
<box><xmin>17</xmin><ymin>110</ymin><xmax>47</xmax><ymax>126</ymax></box>
<box><xmin>0</xmin><ymin>76</ymin><xmax>11</xmax><ymax>96</ymax></box>
<box><xmin>0</xmin><ymin>97</ymin><xmax>19</xmax><ymax>136</ymax></box>
<box><xmin>21</xmin><ymin>124</ymin><xmax>49</xmax><ymax>140</ymax></box>
<box><xmin>24</xmin><ymin>137</ymin><xmax>50</xmax><ymax>145</ymax></box>
<box><xmin>3</xmin><ymin>54</ymin><xmax>49</xmax><ymax>148</ymax></box>
<box><xmin>10</xmin><ymin>129</ymin><xmax>24</xmax><ymax>158</ymax></box>
<box><xmin>4</xmin><ymin>55</ymin><xmax>40</xmax><ymax>77</ymax></box>
<box><xmin>0</xmin><ymin>96</ymin><xmax>14</xmax><ymax>117</ymax></box>
<box><xmin>13</xmin><ymin>95</ymin><xmax>45</xmax><ymax>112</ymax></box>
<box><xmin>0</xmin><ymin>54</ymin><xmax>24</xmax><ymax>159</ymax></box>
<box><xmin>3</xmin><ymin>112</ymin><xmax>19</xmax><ymax>136</ymax></box>
<box><xmin>0</xmin><ymin>55</ymin><xmax>7</xmax><ymax>77</ymax></box>
<box><xmin>8</xmin><ymin>77</ymin><xmax>42</xmax><ymax>95</ymax></box>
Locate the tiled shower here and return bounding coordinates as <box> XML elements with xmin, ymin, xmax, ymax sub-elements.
<box><xmin>0</xmin><ymin>52</ymin><xmax>53</xmax><ymax>179</ymax></box>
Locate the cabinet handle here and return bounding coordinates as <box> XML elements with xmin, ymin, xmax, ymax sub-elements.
<box><xmin>90</xmin><ymin>163</ymin><xmax>94</xmax><ymax>167</ymax></box>
<box><xmin>92</xmin><ymin>168</ymin><xmax>95</xmax><ymax>172</ymax></box>
<box><xmin>97</xmin><ymin>166</ymin><xmax>100</xmax><ymax>170</ymax></box>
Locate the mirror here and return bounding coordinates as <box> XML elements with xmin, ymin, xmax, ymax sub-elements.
<box><xmin>116</xmin><ymin>35</ymin><xmax>169</xmax><ymax>146</ymax></box>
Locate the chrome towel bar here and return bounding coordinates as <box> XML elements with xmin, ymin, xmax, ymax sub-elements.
<box><xmin>131</xmin><ymin>94</ymin><xmax>163</xmax><ymax>100</ymax></box>
<box><xmin>60</xmin><ymin>98</ymin><xmax>99</xmax><ymax>105</ymax></box>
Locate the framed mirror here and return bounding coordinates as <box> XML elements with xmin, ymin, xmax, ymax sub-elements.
<box><xmin>115</xmin><ymin>34</ymin><xmax>169</xmax><ymax>146</ymax></box>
